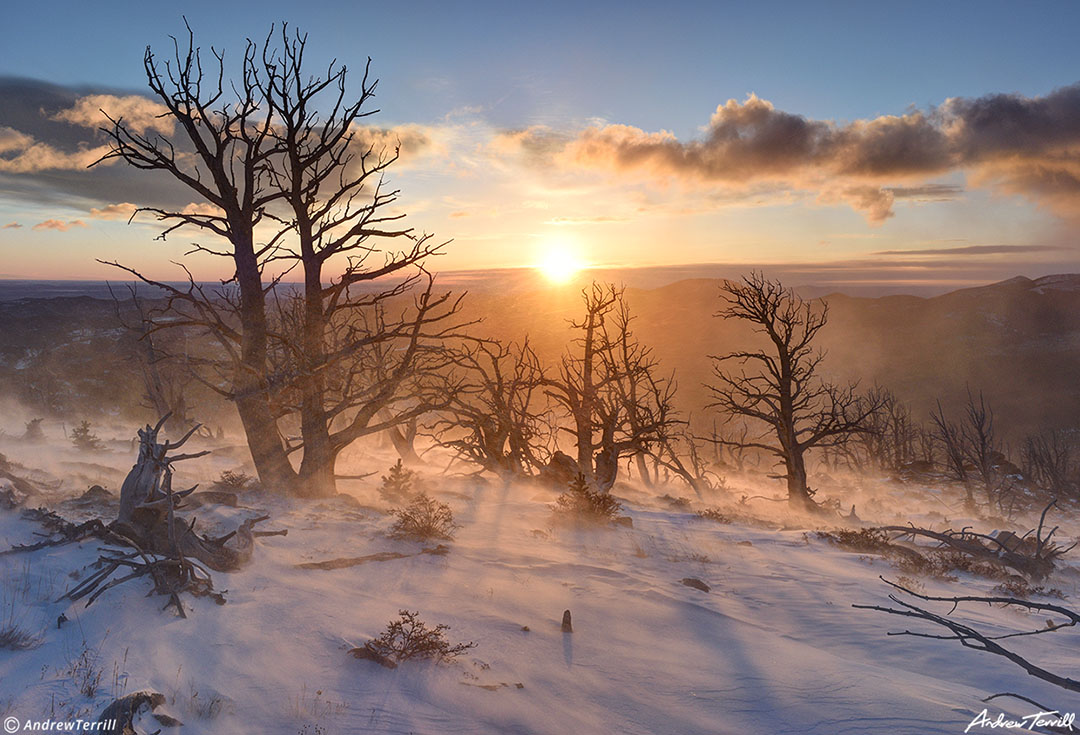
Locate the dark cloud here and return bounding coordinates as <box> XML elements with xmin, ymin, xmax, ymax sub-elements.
<box><xmin>0</xmin><ymin>77</ymin><xmax>436</xmax><ymax>215</ymax></box>
<box><xmin>494</xmin><ymin>83</ymin><xmax>1080</xmax><ymax>223</ymax></box>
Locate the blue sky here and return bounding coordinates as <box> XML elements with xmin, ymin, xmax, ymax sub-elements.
<box><xmin>1</xmin><ymin>1</ymin><xmax>1079</xmax><ymax>287</ymax></box>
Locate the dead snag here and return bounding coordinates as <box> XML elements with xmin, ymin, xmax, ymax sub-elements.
<box><xmin>855</xmin><ymin>577</ymin><xmax>1080</xmax><ymax>694</ymax></box>
<box><xmin>879</xmin><ymin>500</ymin><xmax>1075</xmax><ymax>581</ymax></box>
<box><xmin>5</xmin><ymin>416</ymin><xmax>275</xmax><ymax>616</ymax></box>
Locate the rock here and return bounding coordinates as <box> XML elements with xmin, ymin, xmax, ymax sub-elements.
<box><xmin>521</xmin><ymin>625</ymin><xmax>530</xmax><ymax>632</ymax></box>
<box><xmin>540</xmin><ymin>451</ymin><xmax>579</xmax><ymax>488</ymax></box>
<box><xmin>680</xmin><ymin>577</ymin><xmax>710</xmax><ymax>593</ymax></box>
<box><xmin>349</xmin><ymin>644</ymin><xmax>398</xmax><ymax>669</ymax></box>
<box><xmin>561</xmin><ymin>609</ymin><xmax>573</xmax><ymax>633</ymax></box>
<box><xmin>736</xmin><ymin>540</ymin><xmax>753</xmax><ymax>547</ymax></box>
<box><xmin>97</xmin><ymin>691</ymin><xmax>182</xmax><ymax>734</ymax></box>
<box><xmin>81</xmin><ymin>485</ymin><xmax>114</xmax><ymax>502</ymax></box>
<box><xmin>613</xmin><ymin>516</ymin><xmax>633</xmax><ymax>528</ymax></box>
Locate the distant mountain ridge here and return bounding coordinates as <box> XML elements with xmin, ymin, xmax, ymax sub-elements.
<box><xmin>0</xmin><ymin>273</ymin><xmax>1077</xmax><ymax>440</ymax></box>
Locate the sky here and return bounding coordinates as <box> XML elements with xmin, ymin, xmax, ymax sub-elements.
<box><xmin>1</xmin><ymin>0</ymin><xmax>1079</xmax><ymax>291</ymax></box>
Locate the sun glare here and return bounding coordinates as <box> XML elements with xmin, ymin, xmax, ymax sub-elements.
<box><xmin>537</xmin><ymin>246</ymin><xmax>585</xmax><ymax>284</ymax></box>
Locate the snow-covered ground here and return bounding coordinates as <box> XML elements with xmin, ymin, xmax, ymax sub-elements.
<box><xmin>1</xmin><ymin>446</ymin><xmax>1079</xmax><ymax>734</ymax></box>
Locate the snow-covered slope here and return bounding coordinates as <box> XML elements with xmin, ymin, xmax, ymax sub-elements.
<box><xmin>1</xmin><ymin>470</ymin><xmax>1078</xmax><ymax>734</ymax></box>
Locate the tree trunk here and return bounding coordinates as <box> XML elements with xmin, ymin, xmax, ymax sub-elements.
<box><xmin>785</xmin><ymin>450</ymin><xmax>813</xmax><ymax>510</ymax></box>
<box><xmin>234</xmin><ymin>232</ymin><xmax>297</xmax><ymax>493</ymax></box>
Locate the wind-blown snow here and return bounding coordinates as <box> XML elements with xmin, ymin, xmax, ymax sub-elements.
<box><xmin>1</xmin><ymin>466</ymin><xmax>1078</xmax><ymax>734</ymax></box>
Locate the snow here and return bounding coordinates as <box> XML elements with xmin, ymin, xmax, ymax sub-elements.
<box><xmin>1</xmin><ymin>458</ymin><xmax>1079</xmax><ymax>734</ymax></box>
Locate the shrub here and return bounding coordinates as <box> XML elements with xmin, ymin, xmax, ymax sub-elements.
<box><xmin>71</xmin><ymin>421</ymin><xmax>104</xmax><ymax>451</ymax></box>
<box><xmin>363</xmin><ymin>610</ymin><xmax>475</xmax><ymax>663</ymax></box>
<box><xmin>389</xmin><ymin>493</ymin><xmax>458</xmax><ymax>541</ymax></box>
<box><xmin>214</xmin><ymin>469</ymin><xmax>255</xmax><ymax>491</ymax></box>
<box><xmin>552</xmin><ymin>473</ymin><xmax>622</xmax><ymax>524</ymax></box>
<box><xmin>22</xmin><ymin>419</ymin><xmax>45</xmax><ymax>442</ymax></box>
<box><xmin>696</xmin><ymin>508</ymin><xmax>733</xmax><ymax>524</ymax></box>
<box><xmin>0</xmin><ymin>624</ymin><xmax>39</xmax><ymax>651</ymax></box>
<box><xmin>379</xmin><ymin>460</ymin><xmax>417</xmax><ymax>504</ymax></box>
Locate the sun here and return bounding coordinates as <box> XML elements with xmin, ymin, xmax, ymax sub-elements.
<box><xmin>537</xmin><ymin>245</ymin><xmax>585</xmax><ymax>284</ymax></box>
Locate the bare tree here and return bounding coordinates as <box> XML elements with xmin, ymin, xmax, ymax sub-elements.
<box><xmin>109</xmin><ymin>284</ymin><xmax>198</xmax><ymax>432</ymax></box>
<box><xmin>1022</xmin><ymin>430</ymin><xmax>1078</xmax><ymax>499</ymax></box>
<box><xmin>834</xmin><ymin>388</ymin><xmax>920</xmax><ymax>473</ymax></box>
<box><xmin>428</xmin><ymin>337</ymin><xmax>552</xmax><ymax>479</ymax></box>
<box><xmin>545</xmin><ymin>284</ymin><xmax>679</xmax><ymax>491</ymax></box>
<box><xmin>98</xmin><ymin>23</ymin><xmax>462</xmax><ymax>496</ymax></box>
<box><xmin>707</xmin><ymin>273</ymin><xmax>882</xmax><ymax>511</ymax></box>
<box><xmin>856</xmin><ymin>577</ymin><xmax>1080</xmax><ymax>695</ymax></box>
<box><xmin>97</xmin><ymin>23</ymin><xmax>295</xmax><ymax>487</ymax></box>
<box><xmin>253</xmin><ymin>28</ymin><xmax>465</xmax><ymax>496</ymax></box>
<box><xmin>932</xmin><ymin>391</ymin><xmax>1016</xmax><ymax>513</ymax></box>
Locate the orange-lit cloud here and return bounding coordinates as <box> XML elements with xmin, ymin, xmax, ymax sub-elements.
<box><xmin>89</xmin><ymin>202</ymin><xmax>139</xmax><ymax>220</ymax></box>
<box><xmin>53</xmin><ymin>94</ymin><xmax>173</xmax><ymax>136</ymax></box>
<box><xmin>0</xmin><ymin>135</ymin><xmax>111</xmax><ymax>173</ymax></box>
<box><xmin>32</xmin><ymin>218</ymin><xmax>87</xmax><ymax>232</ymax></box>
<box><xmin>491</xmin><ymin>83</ymin><xmax>1080</xmax><ymax>224</ymax></box>
<box><xmin>2</xmin><ymin>222</ymin><xmax>22</xmax><ymax>229</ymax></box>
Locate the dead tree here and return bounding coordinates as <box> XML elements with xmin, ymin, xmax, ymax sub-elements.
<box><xmin>545</xmin><ymin>284</ymin><xmax>679</xmax><ymax>491</ymax></box>
<box><xmin>836</xmin><ymin>388</ymin><xmax>920</xmax><ymax>473</ymax></box>
<box><xmin>428</xmin><ymin>337</ymin><xmax>552</xmax><ymax>479</ymax></box>
<box><xmin>1022</xmin><ymin>431</ymin><xmax>1078</xmax><ymax>500</ymax></box>
<box><xmin>707</xmin><ymin>273</ymin><xmax>883</xmax><ymax>511</ymax></box>
<box><xmin>97</xmin><ymin>23</ymin><xmax>462</xmax><ymax>497</ymax></box>
<box><xmin>652</xmin><ymin>428</ymin><xmax>722</xmax><ymax>498</ymax></box>
<box><xmin>879</xmin><ymin>500</ymin><xmax>1075</xmax><ymax>581</ymax></box>
<box><xmin>96</xmin><ymin>22</ymin><xmax>295</xmax><ymax>490</ymax></box>
<box><xmin>4</xmin><ymin>416</ymin><xmax>272</xmax><ymax>616</ymax></box>
<box><xmin>108</xmin><ymin>284</ymin><xmax>197</xmax><ymax>431</ymax></box>
<box><xmin>855</xmin><ymin>577</ymin><xmax>1080</xmax><ymax>694</ymax></box>
<box><xmin>932</xmin><ymin>391</ymin><xmax>1017</xmax><ymax>513</ymax></box>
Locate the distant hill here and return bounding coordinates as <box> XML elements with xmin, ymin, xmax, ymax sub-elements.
<box><xmin>0</xmin><ymin>274</ymin><xmax>1077</xmax><ymax>442</ymax></box>
<box><xmin>457</xmin><ymin>274</ymin><xmax>1080</xmax><ymax>441</ymax></box>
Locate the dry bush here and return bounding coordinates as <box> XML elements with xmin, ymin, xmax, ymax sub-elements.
<box><xmin>379</xmin><ymin>460</ymin><xmax>417</xmax><ymax>504</ymax></box>
<box><xmin>363</xmin><ymin>610</ymin><xmax>476</xmax><ymax>663</ymax></box>
<box><xmin>990</xmin><ymin>577</ymin><xmax>1066</xmax><ymax>599</ymax></box>
<box><xmin>0</xmin><ymin>624</ymin><xmax>39</xmax><ymax>651</ymax></box>
<box><xmin>816</xmin><ymin>528</ymin><xmax>893</xmax><ymax>553</ymax></box>
<box><xmin>213</xmin><ymin>469</ymin><xmax>255</xmax><ymax>492</ymax></box>
<box><xmin>64</xmin><ymin>643</ymin><xmax>105</xmax><ymax>697</ymax></box>
<box><xmin>816</xmin><ymin>528</ymin><xmax>1046</xmax><ymax>583</ymax></box>
<box><xmin>552</xmin><ymin>473</ymin><xmax>623</xmax><ymax>525</ymax></box>
<box><xmin>389</xmin><ymin>494</ymin><xmax>458</xmax><ymax>541</ymax></box>
<box><xmin>696</xmin><ymin>508</ymin><xmax>733</xmax><ymax>524</ymax></box>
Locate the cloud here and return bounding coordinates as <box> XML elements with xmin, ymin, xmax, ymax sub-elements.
<box><xmin>0</xmin><ymin>126</ymin><xmax>34</xmax><ymax>154</ymax></box>
<box><xmin>180</xmin><ymin>202</ymin><xmax>224</xmax><ymax>216</ymax></box>
<box><xmin>53</xmin><ymin>94</ymin><xmax>173</xmax><ymax>136</ymax></box>
<box><xmin>874</xmin><ymin>244</ymin><xmax>1068</xmax><ymax>256</ymax></box>
<box><xmin>89</xmin><ymin>202</ymin><xmax>138</xmax><ymax>220</ymax></box>
<box><xmin>886</xmin><ymin>184</ymin><xmax>964</xmax><ymax>201</ymax></box>
<box><xmin>350</xmin><ymin>124</ymin><xmax>439</xmax><ymax>165</ymax></box>
<box><xmin>32</xmin><ymin>218</ymin><xmax>87</xmax><ymax>232</ymax></box>
<box><xmin>492</xmin><ymin>83</ymin><xmax>1080</xmax><ymax>223</ymax></box>
<box><xmin>0</xmin><ymin>127</ymin><xmax>111</xmax><ymax>173</ymax></box>
<box><xmin>2</xmin><ymin>222</ymin><xmax>22</xmax><ymax>229</ymax></box>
